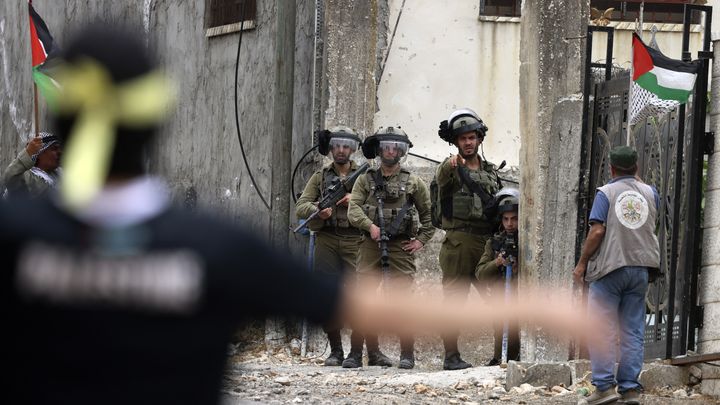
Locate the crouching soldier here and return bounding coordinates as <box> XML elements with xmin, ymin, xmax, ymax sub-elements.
<box><xmin>295</xmin><ymin>126</ymin><xmax>365</xmax><ymax>366</ymax></box>
<box><xmin>475</xmin><ymin>188</ymin><xmax>521</xmax><ymax>365</ymax></box>
<box><xmin>346</xmin><ymin>126</ymin><xmax>435</xmax><ymax>369</ymax></box>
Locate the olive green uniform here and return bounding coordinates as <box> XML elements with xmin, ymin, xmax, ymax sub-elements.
<box><xmin>2</xmin><ymin>150</ymin><xmax>60</xmax><ymax>198</ymax></box>
<box><xmin>436</xmin><ymin>157</ymin><xmax>500</xmax><ymax>297</ymax></box>
<box><xmin>475</xmin><ymin>231</ymin><xmax>520</xmax><ymax>362</ymax></box>
<box><xmin>295</xmin><ymin>161</ymin><xmax>363</xmax><ymax>349</ymax></box>
<box><xmin>347</xmin><ymin>166</ymin><xmax>434</xmax><ymax>358</ymax></box>
<box><xmin>348</xmin><ymin>167</ymin><xmax>434</xmax><ymax>281</ymax></box>
<box><xmin>435</xmin><ymin>156</ymin><xmax>500</xmax><ymax>361</ymax></box>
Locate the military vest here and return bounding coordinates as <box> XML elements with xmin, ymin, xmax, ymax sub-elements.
<box><xmin>318</xmin><ymin>165</ymin><xmax>353</xmax><ymax>229</ymax></box>
<box><xmin>361</xmin><ymin>168</ymin><xmax>419</xmax><ymax>237</ymax></box>
<box><xmin>442</xmin><ymin>161</ymin><xmax>500</xmax><ymax>229</ymax></box>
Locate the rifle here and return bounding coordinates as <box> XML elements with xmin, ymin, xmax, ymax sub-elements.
<box><xmin>375</xmin><ymin>188</ymin><xmax>390</xmax><ymax>280</ymax></box>
<box><xmin>499</xmin><ymin>232</ymin><xmax>517</xmax><ymax>364</ymax></box>
<box><xmin>293</xmin><ymin>162</ymin><xmax>369</xmax><ymax>233</ymax></box>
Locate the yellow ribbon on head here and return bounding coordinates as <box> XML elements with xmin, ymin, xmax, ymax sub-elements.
<box><xmin>53</xmin><ymin>58</ymin><xmax>175</xmax><ymax>212</ymax></box>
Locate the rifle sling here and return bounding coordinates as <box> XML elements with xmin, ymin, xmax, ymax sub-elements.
<box><xmin>456</xmin><ymin>166</ymin><xmax>494</xmax><ymax>207</ymax></box>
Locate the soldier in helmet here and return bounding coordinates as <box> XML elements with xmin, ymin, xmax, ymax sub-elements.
<box><xmin>435</xmin><ymin>108</ymin><xmax>502</xmax><ymax>369</ymax></box>
<box><xmin>345</xmin><ymin>126</ymin><xmax>435</xmax><ymax>369</ymax></box>
<box><xmin>475</xmin><ymin>188</ymin><xmax>521</xmax><ymax>365</ymax></box>
<box><xmin>295</xmin><ymin>126</ymin><xmax>365</xmax><ymax>366</ymax></box>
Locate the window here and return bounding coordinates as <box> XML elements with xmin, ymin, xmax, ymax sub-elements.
<box><xmin>479</xmin><ymin>0</ymin><xmax>521</xmax><ymax>18</ymax></box>
<box><xmin>205</xmin><ymin>0</ymin><xmax>257</xmax><ymax>37</ymax></box>
<box><xmin>590</xmin><ymin>0</ymin><xmax>701</xmax><ymax>25</ymax></box>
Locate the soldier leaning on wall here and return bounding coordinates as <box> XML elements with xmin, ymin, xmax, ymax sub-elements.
<box><xmin>475</xmin><ymin>188</ymin><xmax>521</xmax><ymax>365</ymax></box>
<box><xmin>295</xmin><ymin>126</ymin><xmax>364</xmax><ymax>367</ymax></box>
<box><xmin>434</xmin><ymin>108</ymin><xmax>503</xmax><ymax>370</ymax></box>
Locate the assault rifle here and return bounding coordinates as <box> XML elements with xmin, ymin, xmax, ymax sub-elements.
<box><xmin>293</xmin><ymin>162</ymin><xmax>369</xmax><ymax>233</ymax></box>
<box><xmin>375</xmin><ymin>189</ymin><xmax>390</xmax><ymax>278</ymax></box>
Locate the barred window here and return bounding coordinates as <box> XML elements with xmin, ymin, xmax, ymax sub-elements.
<box><xmin>206</xmin><ymin>0</ymin><xmax>257</xmax><ymax>36</ymax></box>
<box><xmin>479</xmin><ymin>0</ymin><xmax>521</xmax><ymax>18</ymax></box>
<box><xmin>590</xmin><ymin>0</ymin><xmax>700</xmax><ymax>25</ymax></box>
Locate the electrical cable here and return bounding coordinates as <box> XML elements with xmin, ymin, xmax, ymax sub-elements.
<box><xmin>234</xmin><ymin>1</ymin><xmax>271</xmax><ymax>210</ymax></box>
<box><xmin>291</xmin><ymin>145</ymin><xmax>319</xmax><ymax>204</ymax></box>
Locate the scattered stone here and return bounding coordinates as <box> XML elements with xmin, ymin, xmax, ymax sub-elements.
<box><xmin>356</xmin><ymin>386</ymin><xmax>366</xmax><ymax>392</ymax></box>
<box><xmin>296</xmin><ymin>390</ymin><xmax>309</xmax><ymax>396</ymax></box>
<box><xmin>306</xmin><ymin>371</ymin><xmax>321</xmax><ymax>377</ymax></box>
<box><xmin>274</xmin><ymin>376</ymin><xmax>291</xmax><ymax>386</ymax></box>
<box><xmin>519</xmin><ymin>383</ymin><xmax>535</xmax><ymax>394</ymax></box>
<box><xmin>427</xmin><ymin>390</ymin><xmax>438</xmax><ymax>397</ymax></box>
<box><xmin>289</xmin><ymin>339</ymin><xmax>301</xmax><ymax>356</ymax></box>
<box><xmin>456</xmin><ymin>393</ymin><xmax>470</xmax><ymax>401</ymax></box>
<box><xmin>453</xmin><ymin>381</ymin><xmax>471</xmax><ymax>390</ymax></box>
<box><xmin>291</xmin><ymin>397</ymin><xmax>303</xmax><ymax>403</ymax></box>
<box><xmin>689</xmin><ymin>365</ymin><xmax>702</xmax><ymax>379</ymax></box>
<box><xmin>672</xmin><ymin>388</ymin><xmax>688</xmax><ymax>398</ymax></box>
<box><xmin>271</xmin><ymin>388</ymin><xmax>284</xmax><ymax>394</ymax></box>
<box><xmin>414</xmin><ymin>384</ymin><xmax>429</xmax><ymax>394</ymax></box>
<box><xmin>396</xmin><ymin>387</ymin><xmax>406</xmax><ymax>395</ymax></box>
<box><xmin>577</xmin><ymin>399</ymin><xmax>589</xmax><ymax>405</ymax></box>
<box><xmin>448</xmin><ymin>400</ymin><xmax>459</xmax><ymax>404</ymax></box>
<box><xmin>506</xmin><ymin>361</ymin><xmax>572</xmax><ymax>389</ymax></box>
<box><xmin>689</xmin><ymin>393</ymin><xmax>703</xmax><ymax>399</ymax></box>
<box><xmin>487</xmin><ymin>391</ymin><xmax>502</xmax><ymax>400</ymax></box>
<box><xmin>492</xmin><ymin>386</ymin><xmax>507</xmax><ymax>394</ymax></box>
<box><xmin>509</xmin><ymin>387</ymin><xmax>523</xmax><ymax>395</ymax></box>
<box><xmin>639</xmin><ymin>364</ymin><xmax>689</xmax><ymax>391</ymax></box>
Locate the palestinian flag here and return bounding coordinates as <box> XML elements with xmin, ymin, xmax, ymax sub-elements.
<box><xmin>28</xmin><ymin>1</ymin><xmax>60</xmax><ymax>107</ymax></box>
<box><xmin>632</xmin><ymin>33</ymin><xmax>699</xmax><ymax>103</ymax></box>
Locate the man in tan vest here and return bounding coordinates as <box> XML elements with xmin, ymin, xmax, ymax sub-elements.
<box><xmin>574</xmin><ymin>146</ymin><xmax>660</xmax><ymax>405</ymax></box>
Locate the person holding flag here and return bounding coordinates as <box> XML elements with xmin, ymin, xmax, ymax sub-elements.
<box><xmin>2</xmin><ymin>132</ymin><xmax>61</xmax><ymax>199</ymax></box>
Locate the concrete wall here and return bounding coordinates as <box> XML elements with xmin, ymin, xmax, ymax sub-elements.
<box><xmin>375</xmin><ymin>0</ymin><xmax>521</xmax><ymax>167</ymax></box>
<box><xmin>518</xmin><ymin>0</ymin><xmax>587</xmax><ymax>362</ymax></box>
<box><xmin>699</xmin><ymin>38</ymin><xmax>720</xmax><ymax>398</ymax></box>
<box><xmin>0</xmin><ymin>1</ymin><xmax>315</xmax><ymax>242</ymax></box>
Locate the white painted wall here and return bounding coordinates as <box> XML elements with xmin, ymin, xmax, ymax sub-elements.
<box><xmin>375</xmin><ymin>0</ymin><xmax>521</xmax><ymax>167</ymax></box>
<box><xmin>376</xmin><ymin>0</ymin><xmax>716</xmax><ymax>168</ymax></box>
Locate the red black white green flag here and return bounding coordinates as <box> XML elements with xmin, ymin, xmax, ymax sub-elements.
<box><xmin>29</xmin><ymin>1</ymin><xmax>56</xmax><ymax>67</ymax></box>
<box><xmin>632</xmin><ymin>32</ymin><xmax>699</xmax><ymax>103</ymax></box>
<box><xmin>28</xmin><ymin>1</ymin><xmax>60</xmax><ymax>105</ymax></box>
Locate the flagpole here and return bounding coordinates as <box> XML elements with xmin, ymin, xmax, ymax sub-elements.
<box><xmin>33</xmin><ymin>82</ymin><xmax>39</xmax><ymax>137</ymax></box>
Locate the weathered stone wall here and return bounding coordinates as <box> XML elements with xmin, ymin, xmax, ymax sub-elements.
<box><xmin>518</xmin><ymin>0</ymin><xmax>587</xmax><ymax>362</ymax></box>
<box><xmin>0</xmin><ymin>1</ymin><xmax>315</xmax><ymax>243</ymax></box>
<box><xmin>698</xmin><ymin>39</ymin><xmax>720</xmax><ymax>398</ymax></box>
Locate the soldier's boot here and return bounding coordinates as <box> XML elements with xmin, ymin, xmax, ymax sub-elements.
<box><xmin>366</xmin><ymin>335</ymin><xmax>393</xmax><ymax>367</ymax></box>
<box><xmin>443</xmin><ymin>336</ymin><xmax>472</xmax><ymax>370</ymax></box>
<box><xmin>341</xmin><ymin>331</ymin><xmax>364</xmax><ymax>368</ymax></box>
<box><xmin>341</xmin><ymin>350</ymin><xmax>362</xmax><ymax>368</ymax></box>
<box><xmin>323</xmin><ymin>330</ymin><xmax>344</xmax><ymax>366</ymax></box>
<box><xmin>398</xmin><ymin>339</ymin><xmax>415</xmax><ymax>369</ymax></box>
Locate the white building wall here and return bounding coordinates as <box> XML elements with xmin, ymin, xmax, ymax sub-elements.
<box><xmin>376</xmin><ymin>0</ymin><xmax>715</xmax><ymax>169</ymax></box>
<box><xmin>375</xmin><ymin>0</ymin><xmax>521</xmax><ymax>167</ymax></box>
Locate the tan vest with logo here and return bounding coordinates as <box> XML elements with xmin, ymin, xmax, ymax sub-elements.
<box><xmin>586</xmin><ymin>178</ymin><xmax>661</xmax><ymax>282</ymax></box>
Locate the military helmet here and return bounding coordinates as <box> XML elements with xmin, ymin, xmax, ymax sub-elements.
<box><xmin>316</xmin><ymin>126</ymin><xmax>362</xmax><ymax>156</ymax></box>
<box><xmin>438</xmin><ymin>108</ymin><xmax>488</xmax><ymax>144</ymax></box>
<box><xmin>361</xmin><ymin>126</ymin><xmax>413</xmax><ymax>160</ymax></box>
<box><xmin>495</xmin><ymin>187</ymin><xmax>519</xmax><ymax>214</ymax></box>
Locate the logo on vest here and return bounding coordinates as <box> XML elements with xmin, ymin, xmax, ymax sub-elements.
<box><xmin>614</xmin><ymin>190</ymin><xmax>649</xmax><ymax>230</ymax></box>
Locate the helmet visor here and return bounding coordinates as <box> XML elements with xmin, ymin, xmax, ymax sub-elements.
<box><xmin>377</xmin><ymin>140</ymin><xmax>408</xmax><ymax>165</ymax></box>
<box><xmin>329</xmin><ymin>137</ymin><xmax>359</xmax><ymax>152</ymax></box>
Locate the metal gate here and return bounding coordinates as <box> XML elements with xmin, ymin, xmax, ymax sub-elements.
<box><xmin>577</xmin><ymin>5</ymin><xmax>713</xmax><ymax>360</ymax></box>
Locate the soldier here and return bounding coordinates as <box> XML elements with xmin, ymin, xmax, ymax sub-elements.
<box><xmin>475</xmin><ymin>189</ymin><xmax>521</xmax><ymax>365</ymax></box>
<box><xmin>2</xmin><ymin>132</ymin><xmax>62</xmax><ymax>199</ymax></box>
<box><xmin>435</xmin><ymin>108</ymin><xmax>502</xmax><ymax>370</ymax></box>
<box><xmin>295</xmin><ymin>126</ymin><xmax>364</xmax><ymax>366</ymax></box>
<box><xmin>345</xmin><ymin>126</ymin><xmax>435</xmax><ymax>369</ymax></box>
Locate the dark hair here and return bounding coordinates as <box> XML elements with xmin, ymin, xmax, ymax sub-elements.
<box><xmin>612</xmin><ymin>164</ymin><xmax>637</xmax><ymax>177</ymax></box>
<box><xmin>52</xmin><ymin>23</ymin><xmax>159</xmax><ymax>177</ymax></box>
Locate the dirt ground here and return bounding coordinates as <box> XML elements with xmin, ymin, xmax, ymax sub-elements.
<box><xmin>220</xmin><ymin>335</ymin><xmax>718</xmax><ymax>405</ymax></box>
